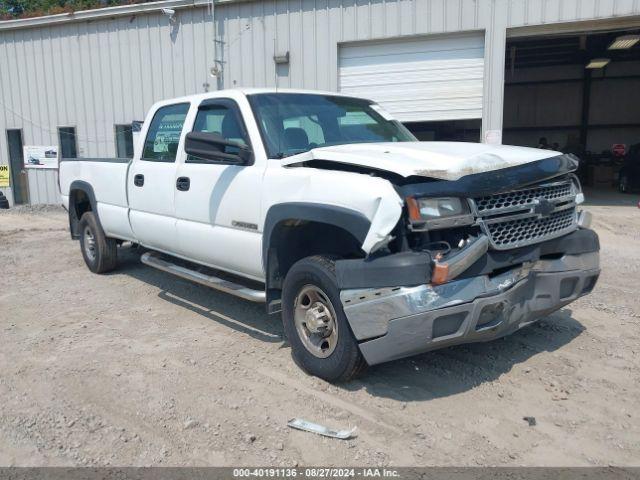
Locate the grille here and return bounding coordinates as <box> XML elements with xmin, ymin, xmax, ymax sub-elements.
<box><xmin>485</xmin><ymin>207</ymin><xmax>576</xmax><ymax>249</ymax></box>
<box><xmin>473</xmin><ymin>179</ymin><xmax>578</xmax><ymax>250</ymax></box>
<box><xmin>475</xmin><ymin>181</ymin><xmax>573</xmax><ymax>214</ymax></box>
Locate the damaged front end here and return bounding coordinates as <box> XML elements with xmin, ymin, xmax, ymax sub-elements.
<box><xmin>333</xmin><ymin>154</ymin><xmax>601</xmax><ymax>365</ymax></box>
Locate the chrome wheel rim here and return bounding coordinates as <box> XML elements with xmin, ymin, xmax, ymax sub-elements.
<box><xmin>83</xmin><ymin>226</ymin><xmax>97</xmax><ymax>261</ymax></box>
<box><xmin>293</xmin><ymin>285</ymin><xmax>338</xmax><ymax>358</ymax></box>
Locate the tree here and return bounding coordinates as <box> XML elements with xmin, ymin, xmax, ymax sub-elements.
<box><xmin>1</xmin><ymin>0</ymin><xmax>153</xmax><ymax>19</ymax></box>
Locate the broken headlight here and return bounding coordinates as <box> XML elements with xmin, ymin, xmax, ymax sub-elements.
<box><xmin>406</xmin><ymin>197</ymin><xmax>474</xmax><ymax>230</ymax></box>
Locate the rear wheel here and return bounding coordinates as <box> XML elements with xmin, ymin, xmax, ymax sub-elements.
<box><xmin>79</xmin><ymin>211</ymin><xmax>117</xmax><ymax>273</ymax></box>
<box><xmin>282</xmin><ymin>255</ymin><xmax>367</xmax><ymax>382</ymax></box>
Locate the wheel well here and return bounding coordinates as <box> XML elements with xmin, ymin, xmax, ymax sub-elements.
<box><xmin>69</xmin><ymin>189</ymin><xmax>93</xmax><ymax>238</ymax></box>
<box><xmin>266</xmin><ymin>220</ymin><xmax>363</xmax><ymax>304</ymax></box>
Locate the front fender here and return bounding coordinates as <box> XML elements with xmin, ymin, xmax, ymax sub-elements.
<box><xmin>262</xmin><ymin>202</ymin><xmax>372</xmax><ymax>269</ymax></box>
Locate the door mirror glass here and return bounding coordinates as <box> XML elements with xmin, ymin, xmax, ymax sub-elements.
<box><xmin>184</xmin><ymin>131</ymin><xmax>252</xmax><ymax>165</ymax></box>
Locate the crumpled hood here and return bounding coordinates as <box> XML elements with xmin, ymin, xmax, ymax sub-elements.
<box><xmin>280</xmin><ymin>141</ymin><xmax>561</xmax><ymax>181</ymax></box>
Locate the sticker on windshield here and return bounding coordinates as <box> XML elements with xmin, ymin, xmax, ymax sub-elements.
<box><xmin>370</xmin><ymin>104</ymin><xmax>395</xmax><ymax>121</ymax></box>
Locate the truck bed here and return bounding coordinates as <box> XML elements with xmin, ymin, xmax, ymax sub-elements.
<box><xmin>59</xmin><ymin>158</ymin><xmax>135</xmax><ymax>241</ymax></box>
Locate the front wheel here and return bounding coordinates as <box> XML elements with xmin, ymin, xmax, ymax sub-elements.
<box><xmin>282</xmin><ymin>255</ymin><xmax>367</xmax><ymax>382</ymax></box>
<box><xmin>78</xmin><ymin>211</ymin><xmax>118</xmax><ymax>274</ymax></box>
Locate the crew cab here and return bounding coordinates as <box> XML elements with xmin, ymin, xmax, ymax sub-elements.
<box><xmin>59</xmin><ymin>89</ymin><xmax>600</xmax><ymax>382</ymax></box>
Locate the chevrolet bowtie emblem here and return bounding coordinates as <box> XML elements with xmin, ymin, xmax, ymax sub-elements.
<box><xmin>533</xmin><ymin>198</ymin><xmax>555</xmax><ymax>217</ymax></box>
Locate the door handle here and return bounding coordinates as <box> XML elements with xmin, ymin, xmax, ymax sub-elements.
<box><xmin>176</xmin><ymin>177</ymin><xmax>190</xmax><ymax>191</ymax></box>
<box><xmin>134</xmin><ymin>174</ymin><xmax>144</xmax><ymax>187</ymax></box>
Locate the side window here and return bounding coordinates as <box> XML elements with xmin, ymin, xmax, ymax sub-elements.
<box><xmin>187</xmin><ymin>101</ymin><xmax>249</xmax><ymax>163</ymax></box>
<box><xmin>142</xmin><ymin>103</ymin><xmax>189</xmax><ymax>162</ymax></box>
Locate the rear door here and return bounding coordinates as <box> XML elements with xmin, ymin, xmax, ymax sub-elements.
<box><xmin>173</xmin><ymin>97</ymin><xmax>264</xmax><ymax>280</ymax></box>
<box><xmin>128</xmin><ymin>102</ymin><xmax>189</xmax><ymax>253</ymax></box>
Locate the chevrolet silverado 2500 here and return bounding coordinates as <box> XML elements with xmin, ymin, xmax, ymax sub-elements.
<box><xmin>59</xmin><ymin>89</ymin><xmax>600</xmax><ymax>382</ymax></box>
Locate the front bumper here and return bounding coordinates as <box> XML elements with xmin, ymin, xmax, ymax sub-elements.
<box><xmin>340</xmin><ymin>251</ymin><xmax>600</xmax><ymax>365</ymax></box>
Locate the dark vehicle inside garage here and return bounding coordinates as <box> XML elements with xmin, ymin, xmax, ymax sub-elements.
<box><xmin>503</xmin><ymin>28</ymin><xmax>640</xmax><ymax>193</ymax></box>
<box><xmin>0</xmin><ymin>191</ymin><xmax>9</xmax><ymax>209</ymax></box>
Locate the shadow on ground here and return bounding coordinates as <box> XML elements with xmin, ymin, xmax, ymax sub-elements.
<box><xmin>114</xmin><ymin>245</ymin><xmax>585</xmax><ymax>402</ymax></box>
<box><xmin>115</xmin><ymin>246</ymin><xmax>283</xmax><ymax>343</ymax></box>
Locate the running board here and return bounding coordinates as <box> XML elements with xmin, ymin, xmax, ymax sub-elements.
<box><xmin>140</xmin><ymin>252</ymin><xmax>266</xmax><ymax>303</ymax></box>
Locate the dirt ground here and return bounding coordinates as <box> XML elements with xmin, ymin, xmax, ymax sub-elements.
<box><xmin>0</xmin><ymin>190</ymin><xmax>639</xmax><ymax>467</ymax></box>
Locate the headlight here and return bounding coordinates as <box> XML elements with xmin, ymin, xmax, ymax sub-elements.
<box><xmin>407</xmin><ymin>197</ymin><xmax>469</xmax><ymax>220</ymax></box>
<box><xmin>406</xmin><ymin>196</ymin><xmax>473</xmax><ymax>230</ymax></box>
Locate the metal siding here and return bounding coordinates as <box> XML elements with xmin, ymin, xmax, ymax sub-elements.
<box><xmin>0</xmin><ymin>33</ymin><xmax>12</xmax><ymax>204</ymax></box>
<box><xmin>26</xmin><ymin>168</ymin><xmax>60</xmax><ymax>205</ymax></box>
<box><xmin>0</xmin><ymin>0</ymin><xmax>639</xmax><ymax>205</ymax></box>
<box><xmin>506</xmin><ymin>0</ymin><xmax>640</xmax><ymax>26</ymax></box>
<box><xmin>0</xmin><ymin>6</ymin><xmax>214</xmax><ymax>204</ymax></box>
<box><xmin>217</xmin><ymin>0</ymin><xmax>497</xmax><ymax>93</ymax></box>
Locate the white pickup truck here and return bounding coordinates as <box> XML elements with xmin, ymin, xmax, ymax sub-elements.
<box><xmin>60</xmin><ymin>89</ymin><xmax>600</xmax><ymax>382</ymax></box>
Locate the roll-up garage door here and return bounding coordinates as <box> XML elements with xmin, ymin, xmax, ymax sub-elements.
<box><xmin>339</xmin><ymin>32</ymin><xmax>484</xmax><ymax>122</ymax></box>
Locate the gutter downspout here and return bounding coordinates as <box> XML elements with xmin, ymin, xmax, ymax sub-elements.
<box><xmin>211</xmin><ymin>0</ymin><xmax>225</xmax><ymax>90</ymax></box>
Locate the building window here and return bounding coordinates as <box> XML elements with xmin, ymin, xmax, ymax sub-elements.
<box><xmin>58</xmin><ymin>127</ymin><xmax>77</xmax><ymax>159</ymax></box>
<box><xmin>142</xmin><ymin>103</ymin><xmax>189</xmax><ymax>162</ymax></box>
<box><xmin>115</xmin><ymin>124</ymin><xmax>134</xmax><ymax>158</ymax></box>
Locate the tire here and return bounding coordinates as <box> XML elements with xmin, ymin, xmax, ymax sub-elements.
<box><xmin>282</xmin><ymin>255</ymin><xmax>367</xmax><ymax>382</ymax></box>
<box><xmin>0</xmin><ymin>192</ymin><xmax>9</xmax><ymax>209</ymax></box>
<box><xmin>78</xmin><ymin>211</ymin><xmax>117</xmax><ymax>274</ymax></box>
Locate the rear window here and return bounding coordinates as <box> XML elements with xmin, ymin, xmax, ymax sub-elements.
<box><xmin>142</xmin><ymin>103</ymin><xmax>190</xmax><ymax>162</ymax></box>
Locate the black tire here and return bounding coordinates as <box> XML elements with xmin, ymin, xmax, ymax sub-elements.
<box><xmin>282</xmin><ymin>255</ymin><xmax>367</xmax><ymax>382</ymax></box>
<box><xmin>0</xmin><ymin>192</ymin><xmax>9</xmax><ymax>209</ymax></box>
<box><xmin>78</xmin><ymin>211</ymin><xmax>117</xmax><ymax>274</ymax></box>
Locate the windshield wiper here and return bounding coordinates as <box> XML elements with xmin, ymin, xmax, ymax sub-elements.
<box><xmin>273</xmin><ymin>150</ymin><xmax>308</xmax><ymax>159</ymax></box>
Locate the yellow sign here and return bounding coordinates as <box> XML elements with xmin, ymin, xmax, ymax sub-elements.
<box><xmin>0</xmin><ymin>165</ymin><xmax>9</xmax><ymax>188</ymax></box>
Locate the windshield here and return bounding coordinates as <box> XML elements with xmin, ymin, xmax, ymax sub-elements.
<box><xmin>247</xmin><ymin>93</ymin><xmax>416</xmax><ymax>158</ymax></box>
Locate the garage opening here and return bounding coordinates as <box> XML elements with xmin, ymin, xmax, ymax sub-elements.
<box><xmin>339</xmin><ymin>32</ymin><xmax>484</xmax><ymax>143</ymax></box>
<box><xmin>503</xmin><ymin>28</ymin><xmax>640</xmax><ymax>193</ymax></box>
<box><xmin>405</xmin><ymin>119</ymin><xmax>481</xmax><ymax>142</ymax></box>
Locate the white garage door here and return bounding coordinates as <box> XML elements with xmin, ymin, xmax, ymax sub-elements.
<box><xmin>339</xmin><ymin>32</ymin><xmax>485</xmax><ymax>123</ymax></box>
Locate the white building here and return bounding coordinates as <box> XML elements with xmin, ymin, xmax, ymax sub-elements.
<box><xmin>1</xmin><ymin>0</ymin><xmax>639</xmax><ymax>205</ymax></box>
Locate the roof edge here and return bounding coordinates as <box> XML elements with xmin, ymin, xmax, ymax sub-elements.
<box><xmin>0</xmin><ymin>0</ymin><xmax>244</xmax><ymax>31</ymax></box>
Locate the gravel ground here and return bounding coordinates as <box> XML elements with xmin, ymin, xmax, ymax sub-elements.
<box><xmin>0</xmin><ymin>190</ymin><xmax>639</xmax><ymax>467</ymax></box>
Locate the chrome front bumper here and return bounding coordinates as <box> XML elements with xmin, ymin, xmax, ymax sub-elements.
<box><xmin>340</xmin><ymin>252</ymin><xmax>600</xmax><ymax>365</ymax></box>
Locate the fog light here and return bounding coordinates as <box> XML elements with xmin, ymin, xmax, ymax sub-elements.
<box><xmin>476</xmin><ymin>302</ymin><xmax>505</xmax><ymax>330</ymax></box>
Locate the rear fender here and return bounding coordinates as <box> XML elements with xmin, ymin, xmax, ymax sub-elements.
<box><xmin>68</xmin><ymin>180</ymin><xmax>98</xmax><ymax>239</ymax></box>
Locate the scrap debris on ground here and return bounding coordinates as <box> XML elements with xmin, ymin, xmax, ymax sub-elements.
<box><xmin>0</xmin><ymin>190</ymin><xmax>638</xmax><ymax>466</ymax></box>
<box><xmin>287</xmin><ymin>419</ymin><xmax>357</xmax><ymax>440</ymax></box>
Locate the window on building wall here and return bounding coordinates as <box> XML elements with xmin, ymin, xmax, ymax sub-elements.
<box><xmin>114</xmin><ymin>124</ymin><xmax>134</xmax><ymax>158</ymax></box>
<box><xmin>58</xmin><ymin>127</ymin><xmax>77</xmax><ymax>159</ymax></box>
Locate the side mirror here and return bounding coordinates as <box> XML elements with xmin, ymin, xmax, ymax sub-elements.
<box><xmin>184</xmin><ymin>131</ymin><xmax>252</xmax><ymax>165</ymax></box>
